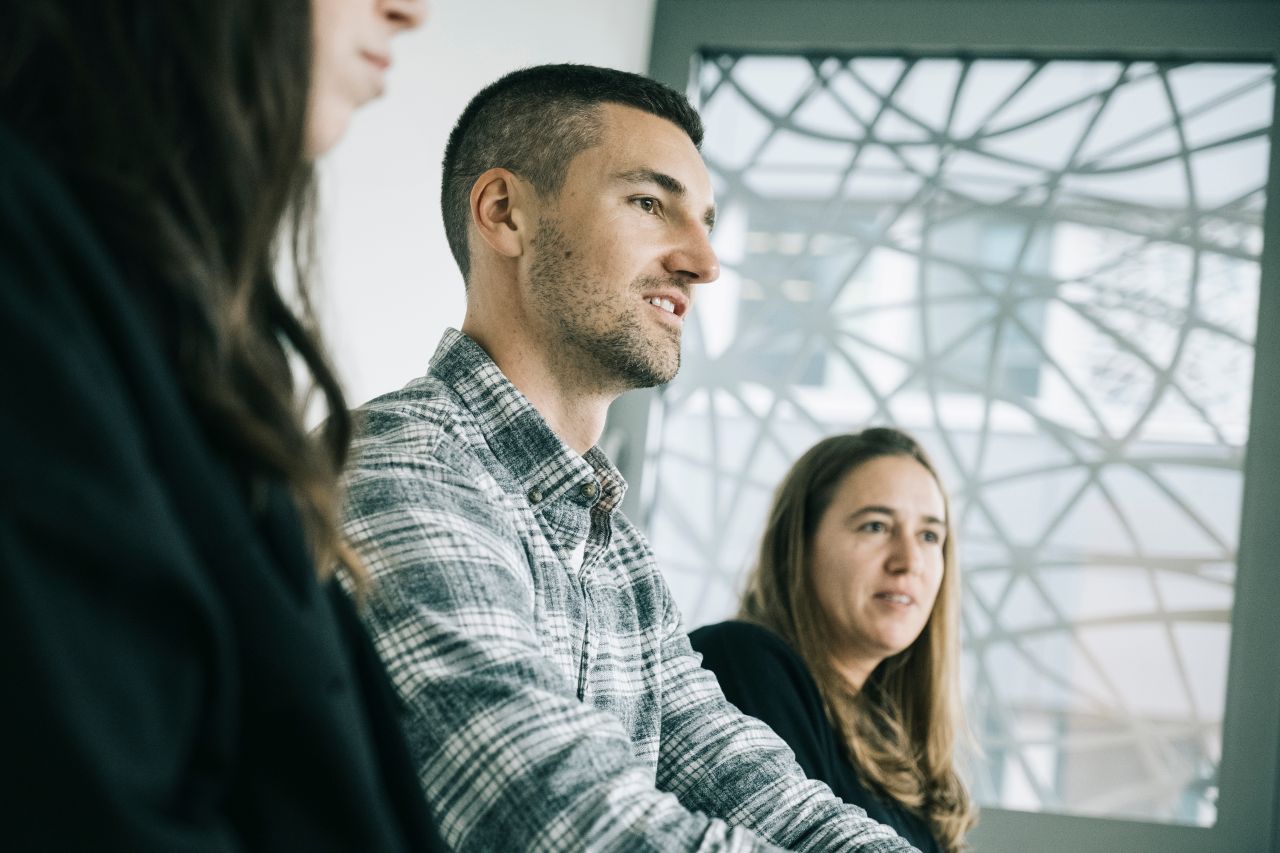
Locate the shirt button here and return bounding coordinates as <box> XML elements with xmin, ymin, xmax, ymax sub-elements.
<box><xmin>580</xmin><ymin>482</ymin><xmax>599</xmax><ymax>499</ymax></box>
<box><xmin>528</xmin><ymin>488</ymin><xmax>544</xmax><ymax>505</ymax></box>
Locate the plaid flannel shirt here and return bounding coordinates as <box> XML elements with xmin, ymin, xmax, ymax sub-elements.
<box><xmin>342</xmin><ymin>329</ymin><xmax>917</xmax><ymax>853</ymax></box>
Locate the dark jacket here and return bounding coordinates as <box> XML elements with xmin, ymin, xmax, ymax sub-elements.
<box><xmin>0</xmin><ymin>122</ymin><xmax>443</xmax><ymax>852</ymax></box>
<box><xmin>691</xmin><ymin>620</ymin><xmax>942</xmax><ymax>853</ymax></box>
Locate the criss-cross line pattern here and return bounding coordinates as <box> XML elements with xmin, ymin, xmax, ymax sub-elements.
<box><xmin>637</xmin><ymin>53</ymin><xmax>1274</xmax><ymax>827</ymax></box>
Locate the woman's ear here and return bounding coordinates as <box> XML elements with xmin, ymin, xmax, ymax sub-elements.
<box><xmin>470</xmin><ymin>167</ymin><xmax>529</xmax><ymax>260</ymax></box>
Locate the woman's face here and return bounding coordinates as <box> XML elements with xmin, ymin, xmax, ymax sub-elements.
<box><xmin>307</xmin><ymin>0</ymin><xmax>427</xmax><ymax>156</ymax></box>
<box><xmin>808</xmin><ymin>454</ymin><xmax>947</xmax><ymax>689</ymax></box>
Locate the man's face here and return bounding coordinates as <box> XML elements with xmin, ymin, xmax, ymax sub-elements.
<box><xmin>526</xmin><ymin>103</ymin><xmax>719</xmax><ymax>393</ymax></box>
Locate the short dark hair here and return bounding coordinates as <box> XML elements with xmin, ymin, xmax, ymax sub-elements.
<box><xmin>441</xmin><ymin>63</ymin><xmax>704</xmax><ymax>282</ymax></box>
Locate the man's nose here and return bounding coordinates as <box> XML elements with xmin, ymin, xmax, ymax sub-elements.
<box><xmin>665</xmin><ymin>220</ymin><xmax>720</xmax><ymax>285</ymax></box>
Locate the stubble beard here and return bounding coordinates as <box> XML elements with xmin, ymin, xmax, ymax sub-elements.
<box><xmin>529</xmin><ymin>218</ymin><xmax>682</xmax><ymax>394</ymax></box>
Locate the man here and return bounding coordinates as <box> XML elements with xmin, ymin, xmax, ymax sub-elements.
<box><xmin>342</xmin><ymin>64</ymin><xmax>918</xmax><ymax>852</ymax></box>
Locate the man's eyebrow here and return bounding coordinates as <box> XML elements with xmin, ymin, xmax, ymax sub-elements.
<box><xmin>616</xmin><ymin>168</ymin><xmax>686</xmax><ymax>196</ymax></box>
<box><xmin>615</xmin><ymin>168</ymin><xmax>717</xmax><ymax>231</ymax></box>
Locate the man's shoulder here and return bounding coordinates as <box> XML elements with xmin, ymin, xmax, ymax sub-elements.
<box><xmin>344</xmin><ymin>375</ymin><xmax>511</xmax><ymax>515</ymax></box>
<box><xmin>350</xmin><ymin>376</ymin><xmax>479</xmax><ymax>466</ymax></box>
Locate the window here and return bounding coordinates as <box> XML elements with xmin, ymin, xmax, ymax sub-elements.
<box><xmin>610</xmin><ymin>2</ymin><xmax>1280</xmax><ymax>850</ymax></box>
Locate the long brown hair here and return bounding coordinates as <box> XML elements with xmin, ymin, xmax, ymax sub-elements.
<box><xmin>1</xmin><ymin>2</ymin><xmax>360</xmax><ymax>580</ymax></box>
<box><xmin>740</xmin><ymin>428</ymin><xmax>976</xmax><ymax>851</ymax></box>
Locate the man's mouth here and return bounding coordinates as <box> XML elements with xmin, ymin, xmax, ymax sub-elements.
<box><xmin>646</xmin><ymin>296</ymin><xmax>678</xmax><ymax>315</ymax></box>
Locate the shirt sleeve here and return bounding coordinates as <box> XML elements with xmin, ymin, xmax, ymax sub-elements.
<box><xmin>342</xmin><ymin>430</ymin><xmax>788</xmax><ymax>852</ymax></box>
<box><xmin>653</xmin><ymin>595</ymin><xmax>919</xmax><ymax>852</ymax></box>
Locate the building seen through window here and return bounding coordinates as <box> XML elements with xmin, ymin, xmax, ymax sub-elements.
<box><xmin>639</xmin><ymin>52</ymin><xmax>1275</xmax><ymax>827</ymax></box>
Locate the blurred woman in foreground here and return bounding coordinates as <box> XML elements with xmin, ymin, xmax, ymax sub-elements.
<box><xmin>692</xmin><ymin>428</ymin><xmax>976</xmax><ymax>852</ymax></box>
<box><xmin>0</xmin><ymin>2</ymin><xmax>440</xmax><ymax>850</ymax></box>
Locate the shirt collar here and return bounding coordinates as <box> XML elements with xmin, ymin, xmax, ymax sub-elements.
<box><xmin>428</xmin><ymin>328</ymin><xmax>627</xmax><ymax>514</ymax></box>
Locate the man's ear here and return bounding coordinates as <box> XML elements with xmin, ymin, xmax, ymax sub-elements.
<box><xmin>470</xmin><ymin>168</ymin><xmax>530</xmax><ymax>260</ymax></box>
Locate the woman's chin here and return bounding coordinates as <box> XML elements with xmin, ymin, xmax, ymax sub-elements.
<box><xmin>305</xmin><ymin>102</ymin><xmax>353</xmax><ymax>159</ymax></box>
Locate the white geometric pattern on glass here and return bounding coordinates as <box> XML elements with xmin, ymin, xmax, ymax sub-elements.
<box><xmin>641</xmin><ymin>54</ymin><xmax>1274</xmax><ymax>827</ymax></box>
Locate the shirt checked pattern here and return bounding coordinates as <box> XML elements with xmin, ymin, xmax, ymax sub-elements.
<box><xmin>341</xmin><ymin>329</ymin><xmax>919</xmax><ymax>853</ymax></box>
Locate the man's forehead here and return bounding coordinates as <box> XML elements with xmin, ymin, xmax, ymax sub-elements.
<box><xmin>592</xmin><ymin>105</ymin><xmax>714</xmax><ymax>198</ymax></box>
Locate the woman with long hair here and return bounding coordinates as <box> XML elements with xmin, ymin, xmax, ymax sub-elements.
<box><xmin>0</xmin><ymin>2</ymin><xmax>440</xmax><ymax>850</ymax></box>
<box><xmin>691</xmin><ymin>428</ymin><xmax>977</xmax><ymax>852</ymax></box>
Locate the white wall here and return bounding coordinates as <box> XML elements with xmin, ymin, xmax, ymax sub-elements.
<box><xmin>316</xmin><ymin>0</ymin><xmax>657</xmax><ymax>408</ymax></box>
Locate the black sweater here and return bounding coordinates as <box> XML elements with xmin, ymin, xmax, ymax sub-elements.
<box><xmin>0</xmin><ymin>122</ymin><xmax>443</xmax><ymax>852</ymax></box>
<box><xmin>691</xmin><ymin>620</ymin><xmax>942</xmax><ymax>853</ymax></box>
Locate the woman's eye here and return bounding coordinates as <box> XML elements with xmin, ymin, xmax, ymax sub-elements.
<box><xmin>861</xmin><ymin>520</ymin><xmax>887</xmax><ymax>533</ymax></box>
<box><xmin>922</xmin><ymin>530</ymin><xmax>941</xmax><ymax>544</ymax></box>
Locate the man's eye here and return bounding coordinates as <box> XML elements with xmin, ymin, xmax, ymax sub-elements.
<box><xmin>861</xmin><ymin>521</ymin><xmax>887</xmax><ymax>533</ymax></box>
<box><xmin>633</xmin><ymin>197</ymin><xmax>659</xmax><ymax>214</ymax></box>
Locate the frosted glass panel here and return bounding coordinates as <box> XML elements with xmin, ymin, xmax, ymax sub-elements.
<box><xmin>645</xmin><ymin>53</ymin><xmax>1274</xmax><ymax>827</ymax></box>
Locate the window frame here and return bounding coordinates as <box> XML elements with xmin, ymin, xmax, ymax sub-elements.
<box><xmin>625</xmin><ymin>1</ymin><xmax>1280</xmax><ymax>850</ymax></box>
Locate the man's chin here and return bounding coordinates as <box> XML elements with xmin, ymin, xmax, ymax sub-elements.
<box><xmin>616</xmin><ymin>354</ymin><xmax>680</xmax><ymax>390</ymax></box>
<box><xmin>645</xmin><ymin>360</ymin><xmax>681</xmax><ymax>389</ymax></box>
<box><xmin>594</xmin><ymin>328</ymin><xmax>683</xmax><ymax>390</ymax></box>
<box><xmin>639</xmin><ymin>341</ymin><xmax>681</xmax><ymax>387</ymax></box>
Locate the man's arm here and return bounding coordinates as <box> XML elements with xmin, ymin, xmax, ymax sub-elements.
<box><xmin>655</xmin><ymin>606</ymin><xmax>918</xmax><ymax>851</ymax></box>
<box><xmin>343</xmin><ymin>430</ymin><xmax>788</xmax><ymax>852</ymax></box>
<box><xmin>691</xmin><ymin>621</ymin><xmax>842</xmax><ymax>787</ymax></box>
